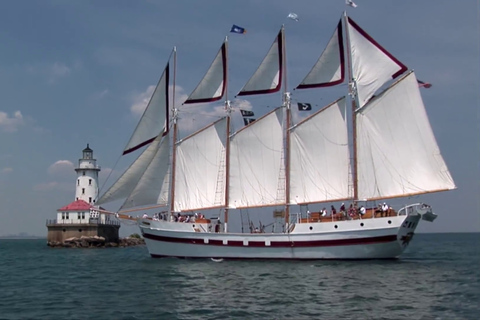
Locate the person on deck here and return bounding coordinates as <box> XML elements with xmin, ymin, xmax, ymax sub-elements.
<box><xmin>331</xmin><ymin>205</ymin><xmax>337</xmax><ymax>216</ymax></box>
<box><xmin>359</xmin><ymin>206</ymin><xmax>366</xmax><ymax>216</ymax></box>
<box><xmin>321</xmin><ymin>208</ymin><xmax>328</xmax><ymax>217</ymax></box>
<box><xmin>382</xmin><ymin>202</ymin><xmax>389</xmax><ymax>217</ymax></box>
<box><xmin>340</xmin><ymin>203</ymin><xmax>346</xmax><ymax>212</ymax></box>
<box><xmin>348</xmin><ymin>204</ymin><xmax>356</xmax><ymax>218</ymax></box>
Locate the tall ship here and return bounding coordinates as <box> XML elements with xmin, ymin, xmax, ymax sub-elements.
<box><xmin>95</xmin><ymin>12</ymin><xmax>455</xmax><ymax>259</ymax></box>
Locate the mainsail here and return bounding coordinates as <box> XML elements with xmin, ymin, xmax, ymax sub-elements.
<box><xmin>174</xmin><ymin>118</ymin><xmax>227</xmax><ymax>212</ymax></box>
<box><xmin>229</xmin><ymin>108</ymin><xmax>285</xmax><ymax>208</ymax></box>
<box><xmin>123</xmin><ymin>64</ymin><xmax>169</xmax><ymax>155</ymax></box>
<box><xmin>356</xmin><ymin>72</ymin><xmax>456</xmax><ymax>200</ymax></box>
<box><xmin>289</xmin><ymin>97</ymin><xmax>351</xmax><ymax>204</ymax></box>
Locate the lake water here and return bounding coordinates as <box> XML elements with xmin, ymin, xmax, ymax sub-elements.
<box><xmin>0</xmin><ymin>233</ymin><xmax>478</xmax><ymax>319</ymax></box>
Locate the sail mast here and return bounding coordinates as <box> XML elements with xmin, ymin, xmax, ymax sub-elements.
<box><xmin>343</xmin><ymin>11</ymin><xmax>359</xmax><ymax>201</ymax></box>
<box><xmin>281</xmin><ymin>25</ymin><xmax>291</xmax><ymax>228</ymax></box>
<box><xmin>224</xmin><ymin>36</ymin><xmax>231</xmax><ymax>232</ymax></box>
<box><xmin>169</xmin><ymin>47</ymin><xmax>178</xmax><ymax>216</ymax></box>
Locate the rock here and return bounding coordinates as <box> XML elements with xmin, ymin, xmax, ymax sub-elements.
<box><xmin>47</xmin><ymin>236</ymin><xmax>145</xmax><ymax>248</ymax></box>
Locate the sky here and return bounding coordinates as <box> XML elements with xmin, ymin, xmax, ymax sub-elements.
<box><xmin>0</xmin><ymin>0</ymin><xmax>478</xmax><ymax>237</ymax></box>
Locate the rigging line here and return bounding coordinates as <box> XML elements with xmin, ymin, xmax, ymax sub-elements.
<box><xmin>97</xmin><ymin>153</ymin><xmax>121</xmax><ymax>202</ymax></box>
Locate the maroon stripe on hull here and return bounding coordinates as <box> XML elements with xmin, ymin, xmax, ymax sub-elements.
<box><xmin>149</xmin><ymin>254</ymin><xmax>399</xmax><ymax>261</ymax></box>
<box><xmin>143</xmin><ymin>233</ymin><xmax>397</xmax><ymax>248</ymax></box>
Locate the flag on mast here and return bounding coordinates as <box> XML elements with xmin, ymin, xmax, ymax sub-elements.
<box><xmin>417</xmin><ymin>80</ymin><xmax>432</xmax><ymax>88</ymax></box>
<box><xmin>230</xmin><ymin>25</ymin><xmax>246</xmax><ymax>34</ymax></box>
<box><xmin>287</xmin><ymin>13</ymin><xmax>299</xmax><ymax>21</ymax></box>
<box><xmin>346</xmin><ymin>0</ymin><xmax>358</xmax><ymax>8</ymax></box>
<box><xmin>297</xmin><ymin>103</ymin><xmax>312</xmax><ymax>111</ymax></box>
<box><xmin>240</xmin><ymin>109</ymin><xmax>255</xmax><ymax>117</ymax></box>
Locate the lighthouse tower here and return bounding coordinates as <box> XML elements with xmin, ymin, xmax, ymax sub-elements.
<box><xmin>74</xmin><ymin>144</ymin><xmax>100</xmax><ymax>204</ymax></box>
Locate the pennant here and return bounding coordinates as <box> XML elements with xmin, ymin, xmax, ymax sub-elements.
<box><xmin>230</xmin><ymin>25</ymin><xmax>246</xmax><ymax>34</ymax></box>
<box><xmin>243</xmin><ymin>118</ymin><xmax>256</xmax><ymax>125</ymax></box>
<box><xmin>346</xmin><ymin>0</ymin><xmax>358</xmax><ymax>8</ymax></box>
<box><xmin>297</xmin><ymin>102</ymin><xmax>312</xmax><ymax>111</ymax></box>
<box><xmin>417</xmin><ymin>79</ymin><xmax>432</xmax><ymax>89</ymax></box>
<box><xmin>287</xmin><ymin>13</ymin><xmax>299</xmax><ymax>21</ymax></box>
<box><xmin>240</xmin><ymin>109</ymin><xmax>254</xmax><ymax>117</ymax></box>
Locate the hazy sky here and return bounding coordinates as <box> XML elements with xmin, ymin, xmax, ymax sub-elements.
<box><xmin>0</xmin><ymin>0</ymin><xmax>478</xmax><ymax>237</ymax></box>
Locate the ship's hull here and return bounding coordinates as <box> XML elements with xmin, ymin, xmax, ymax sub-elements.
<box><xmin>139</xmin><ymin>213</ymin><xmax>421</xmax><ymax>260</ymax></box>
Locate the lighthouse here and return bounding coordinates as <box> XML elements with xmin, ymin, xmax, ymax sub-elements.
<box><xmin>74</xmin><ymin>144</ymin><xmax>100</xmax><ymax>204</ymax></box>
<box><xmin>46</xmin><ymin>144</ymin><xmax>120</xmax><ymax>246</ymax></box>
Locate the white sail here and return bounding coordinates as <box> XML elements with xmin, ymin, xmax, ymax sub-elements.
<box><xmin>237</xmin><ymin>29</ymin><xmax>283</xmax><ymax>96</ymax></box>
<box><xmin>120</xmin><ymin>133</ymin><xmax>171</xmax><ymax>210</ymax></box>
<box><xmin>184</xmin><ymin>42</ymin><xmax>226</xmax><ymax>104</ymax></box>
<box><xmin>356</xmin><ymin>72</ymin><xmax>456</xmax><ymax>200</ymax></box>
<box><xmin>124</xmin><ymin>64</ymin><xmax>169</xmax><ymax>155</ymax></box>
<box><xmin>347</xmin><ymin>17</ymin><xmax>407</xmax><ymax>108</ymax></box>
<box><xmin>289</xmin><ymin>97</ymin><xmax>351</xmax><ymax>204</ymax></box>
<box><xmin>296</xmin><ymin>20</ymin><xmax>345</xmax><ymax>89</ymax></box>
<box><xmin>229</xmin><ymin>108</ymin><xmax>284</xmax><ymax>208</ymax></box>
<box><xmin>174</xmin><ymin>118</ymin><xmax>227</xmax><ymax>212</ymax></box>
<box><xmin>97</xmin><ymin>134</ymin><xmax>169</xmax><ymax>206</ymax></box>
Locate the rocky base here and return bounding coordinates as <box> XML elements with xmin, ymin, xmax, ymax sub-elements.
<box><xmin>47</xmin><ymin>236</ymin><xmax>145</xmax><ymax>248</ymax></box>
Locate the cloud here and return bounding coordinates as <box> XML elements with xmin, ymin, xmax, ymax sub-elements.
<box><xmin>26</xmin><ymin>61</ymin><xmax>76</xmax><ymax>84</ymax></box>
<box><xmin>48</xmin><ymin>160</ymin><xmax>75</xmax><ymax>176</ymax></box>
<box><xmin>33</xmin><ymin>181</ymin><xmax>72</xmax><ymax>192</ymax></box>
<box><xmin>1</xmin><ymin>167</ymin><xmax>13</xmax><ymax>174</ymax></box>
<box><xmin>93</xmin><ymin>89</ymin><xmax>109</xmax><ymax>100</ymax></box>
<box><xmin>0</xmin><ymin>110</ymin><xmax>25</xmax><ymax>132</ymax></box>
<box><xmin>48</xmin><ymin>62</ymin><xmax>72</xmax><ymax>84</ymax></box>
<box><xmin>51</xmin><ymin>62</ymin><xmax>71</xmax><ymax>77</ymax></box>
<box><xmin>129</xmin><ymin>84</ymin><xmax>189</xmax><ymax>117</ymax></box>
<box><xmin>130</xmin><ymin>85</ymin><xmax>156</xmax><ymax>117</ymax></box>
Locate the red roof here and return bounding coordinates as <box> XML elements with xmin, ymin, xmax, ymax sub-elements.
<box><xmin>58</xmin><ymin>200</ymin><xmax>93</xmax><ymax>211</ymax></box>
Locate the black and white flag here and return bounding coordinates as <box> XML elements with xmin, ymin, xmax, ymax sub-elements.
<box><xmin>240</xmin><ymin>109</ymin><xmax>255</xmax><ymax>117</ymax></box>
<box><xmin>297</xmin><ymin>102</ymin><xmax>312</xmax><ymax>111</ymax></box>
<box><xmin>243</xmin><ymin>118</ymin><xmax>256</xmax><ymax>125</ymax></box>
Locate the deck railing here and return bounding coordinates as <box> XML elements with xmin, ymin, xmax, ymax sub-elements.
<box><xmin>46</xmin><ymin>219</ymin><xmax>120</xmax><ymax>226</ymax></box>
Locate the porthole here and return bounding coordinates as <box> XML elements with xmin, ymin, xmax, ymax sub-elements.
<box><xmin>388</xmin><ymin>220</ymin><xmax>392</xmax><ymax>224</ymax></box>
<box><xmin>78</xmin><ymin>229</ymin><xmax>82</xmax><ymax>232</ymax></box>
<box><xmin>360</xmin><ymin>223</ymin><xmax>364</xmax><ymax>227</ymax></box>
<box><xmin>192</xmin><ymin>225</ymin><xmax>195</xmax><ymax>228</ymax></box>
<box><xmin>62</xmin><ymin>229</ymin><xmax>66</xmax><ymax>232</ymax></box>
<box><xmin>309</xmin><ymin>226</ymin><xmax>313</xmax><ymax>230</ymax></box>
<box><xmin>334</xmin><ymin>225</ymin><xmax>338</xmax><ymax>229</ymax></box>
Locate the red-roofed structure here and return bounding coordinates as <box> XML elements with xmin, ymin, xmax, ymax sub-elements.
<box><xmin>57</xmin><ymin>200</ymin><xmax>93</xmax><ymax>211</ymax></box>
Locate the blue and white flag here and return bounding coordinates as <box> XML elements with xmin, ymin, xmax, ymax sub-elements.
<box><xmin>230</xmin><ymin>24</ymin><xmax>246</xmax><ymax>34</ymax></box>
<box><xmin>287</xmin><ymin>13</ymin><xmax>299</xmax><ymax>21</ymax></box>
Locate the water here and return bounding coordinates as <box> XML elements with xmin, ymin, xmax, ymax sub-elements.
<box><xmin>0</xmin><ymin>233</ymin><xmax>479</xmax><ymax>320</ymax></box>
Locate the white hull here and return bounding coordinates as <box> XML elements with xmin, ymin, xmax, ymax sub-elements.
<box><xmin>138</xmin><ymin>210</ymin><xmax>422</xmax><ymax>260</ymax></box>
